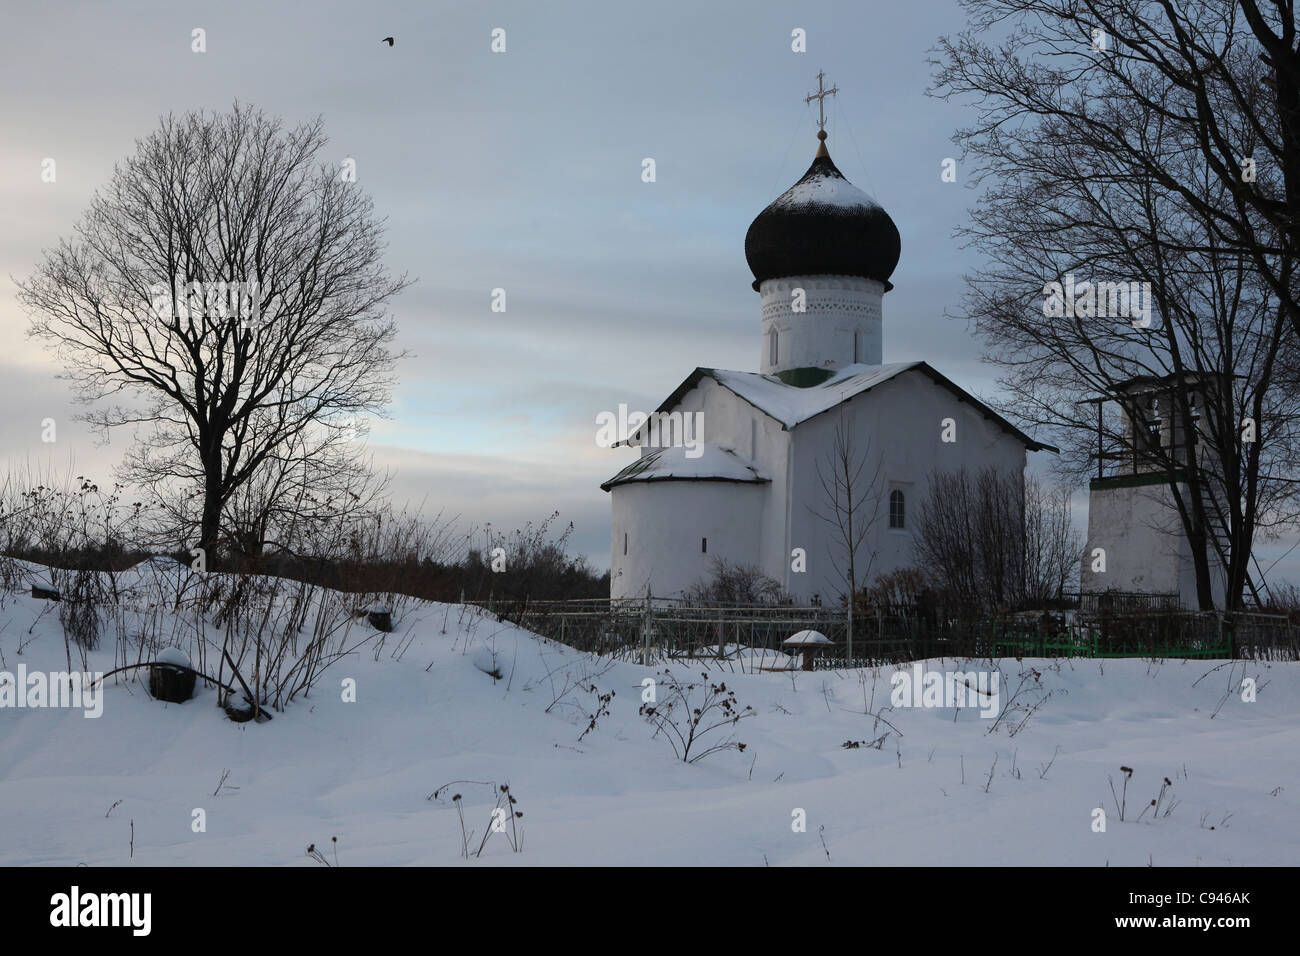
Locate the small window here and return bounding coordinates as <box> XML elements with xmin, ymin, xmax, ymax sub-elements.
<box><xmin>889</xmin><ymin>489</ymin><xmax>906</xmax><ymax>529</ymax></box>
<box><xmin>769</xmin><ymin>329</ymin><xmax>778</xmax><ymax>365</ymax></box>
<box><xmin>854</xmin><ymin>330</ymin><xmax>861</xmax><ymax>364</ymax></box>
<box><xmin>623</xmin><ymin>532</ymin><xmax>628</xmax><ymax>556</ymax></box>
<box><xmin>701</xmin><ymin>537</ymin><xmax>707</xmax><ymax>553</ymax></box>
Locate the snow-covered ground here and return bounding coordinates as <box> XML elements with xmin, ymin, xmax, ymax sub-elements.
<box><xmin>0</xmin><ymin>561</ymin><xmax>1296</xmax><ymax>866</ymax></box>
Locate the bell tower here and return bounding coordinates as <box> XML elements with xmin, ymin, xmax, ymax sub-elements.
<box><xmin>1080</xmin><ymin>372</ymin><xmax>1227</xmax><ymax>608</ymax></box>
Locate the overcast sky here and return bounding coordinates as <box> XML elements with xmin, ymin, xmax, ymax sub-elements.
<box><xmin>2</xmin><ymin>0</ymin><xmax>1297</xmax><ymax>585</ymax></box>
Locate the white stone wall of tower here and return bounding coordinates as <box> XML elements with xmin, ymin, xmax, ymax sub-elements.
<box><xmin>758</xmin><ymin>275</ymin><xmax>884</xmax><ymax>373</ymax></box>
<box><xmin>1081</xmin><ymin>480</ymin><xmax>1227</xmax><ymax>608</ymax></box>
<box><xmin>1083</xmin><ymin>379</ymin><xmax>1229</xmax><ymax>607</ymax></box>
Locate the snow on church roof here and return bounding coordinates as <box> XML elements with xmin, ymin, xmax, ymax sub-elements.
<box><xmin>600</xmin><ymin>444</ymin><xmax>769</xmax><ymax>492</ymax></box>
<box><xmin>711</xmin><ymin>363</ymin><xmax>918</xmax><ymax>428</ymax></box>
<box><xmin>653</xmin><ymin>362</ymin><xmax>1056</xmax><ymax>451</ymax></box>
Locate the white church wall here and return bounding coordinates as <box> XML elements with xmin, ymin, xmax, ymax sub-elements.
<box><xmin>608</xmin><ymin>371</ymin><xmax>1035</xmax><ymax>604</ymax></box>
<box><xmin>610</xmin><ymin>376</ymin><xmax>789</xmax><ymax>600</ymax></box>
<box><xmin>609</xmin><ymin>480</ymin><xmax>766</xmax><ymax>599</ymax></box>
<box><xmin>758</xmin><ymin>275</ymin><xmax>884</xmax><ymax>374</ymax></box>
<box><xmin>662</xmin><ymin>376</ymin><xmax>792</xmax><ymax>589</ymax></box>
<box><xmin>784</xmin><ymin>372</ymin><xmax>1028</xmax><ymax>603</ymax></box>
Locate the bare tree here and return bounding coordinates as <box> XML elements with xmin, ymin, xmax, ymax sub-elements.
<box><xmin>935</xmin><ymin>0</ymin><xmax>1300</xmax><ymax>339</ymax></box>
<box><xmin>913</xmin><ymin>467</ymin><xmax>1081</xmax><ymax>611</ymax></box>
<box><xmin>807</xmin><ymin>409</ymin><xmax>886</xmax><ymax>658</ymax></box>
<box><xmin>1024</xmin><ymin>475</ymin><xmax>1085</xmax><ymax>603</ymax></box>
<box><xmin>218</xmin><ymin>432</ymin><xmax>391</xmax><ymax>560</ymax></box>
<box><xmin>931</xmin><ymin>1</ymin><xmax>1300</xmax><ymax>610</ymax></box>
<box><xmin>912</xmin><ymin>470</ymin><xmax>980</xmax><ymax>606</ymax></box>
<box><xmin>18</xmin><ymin>102</ymin><xmax>409</xmax><ymax>566</ymax></box>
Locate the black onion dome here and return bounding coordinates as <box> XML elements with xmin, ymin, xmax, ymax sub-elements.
<box><xmin>744</xmin><ymin>137</ymin><xmax>901</xmax><ymax>291</ymax></box>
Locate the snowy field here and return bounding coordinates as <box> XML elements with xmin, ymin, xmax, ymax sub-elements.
<box><xmin>0</xmin><ymin>560</ymin><xmax>1296</xmax><ymax>867</ymax></box>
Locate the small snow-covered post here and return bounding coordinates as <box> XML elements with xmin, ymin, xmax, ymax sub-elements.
<box><xmin>149</xmin><ymin>647</ymin><xmax>196</xmax><ymax>703</ymax></box>
<box><xmin>783</xmin><ymin>630</ymin><xmax>832</xmax><ymax>671</ymax></box>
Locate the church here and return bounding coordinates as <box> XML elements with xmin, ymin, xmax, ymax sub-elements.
<box><xmin>602</xmin><ymin>84</ymin><xmax>1052</xmax><ymax>603</ymax></box>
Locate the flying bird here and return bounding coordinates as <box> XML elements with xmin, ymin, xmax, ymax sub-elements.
<box><xmin>382</xmin><ymin>37</ymin><xmax>394</xmax><ymax>46</ymax></box>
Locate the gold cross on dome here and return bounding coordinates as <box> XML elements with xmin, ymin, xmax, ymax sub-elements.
<box><xmin>805</xmin><ymin>70</ymin><xmax>838</xmax><ymax>130</ymax></box>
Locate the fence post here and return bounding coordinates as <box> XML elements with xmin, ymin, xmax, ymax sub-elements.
<box><xmin>642</xmin><ymin>587</ymin><xmax>651</xmax><ymax>666</ymax></box>
<box><xmin>847</xmin><ymin>588</ymin><xmax>854</xmax><ymax>665</ymax></box>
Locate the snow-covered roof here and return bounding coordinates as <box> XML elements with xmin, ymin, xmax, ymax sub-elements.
<box><xmin>783</xmin><ymin>629</ymin><xmax>833</xmax><ymax>646</ymax></box>
<box><xmin>650</xmin><ymin>362</ymin><xmax>1056</xmax><ymax>451</ymax></box>
<box><xmin>713</xmin><ymin>363</ymin><xmax>916</xmax><ymax>428</ymax></box>
<box><xmin>600</xmin><ymin>444</ymin><xmax>769</xmax><ymax>492</ymax></box>
<box><xmin>768</xmin><ymin>166</ymin><xmax>885</xmax><ymax>212</ymax></box>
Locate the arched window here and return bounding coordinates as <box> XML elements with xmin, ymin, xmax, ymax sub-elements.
<box><xmin>889</xmin><ymin>489</ymin><xmax>906</xmax><ymax>529</ymax></box>
<box><xmin>769</xmin><ymin>329</ymin><xmax>779</xmax><ymax>365</ymax></box>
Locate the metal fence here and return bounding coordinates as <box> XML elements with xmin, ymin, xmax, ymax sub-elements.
<box><xmin>480</xmin><ymin>596</ymin><xmax>1299</xmax><ymax>666</ymax></box>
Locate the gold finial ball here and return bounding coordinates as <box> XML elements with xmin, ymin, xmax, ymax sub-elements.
<box><xmin>817</xmin><ymin>130</ymin><xmax>828</xmax><ymax>141</ymax></box>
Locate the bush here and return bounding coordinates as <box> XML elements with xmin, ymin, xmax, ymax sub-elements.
<box><xmin>639</xmin><ymin>669</ymin><xmax>754</xmax><ymax>763</ymax></box>
<box><xmin>683</xmin><ymin>558</ymin><xmax>787</xmax><ymax>606</ymax></box>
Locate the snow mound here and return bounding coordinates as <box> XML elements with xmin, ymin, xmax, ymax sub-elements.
<box><xmin>112</xmin><ymin>555</ymin><xmax>191</xmax><ymax>603</ymax></box>
<box><xmin>126</xmin><ymin>555</ymin><xmax>187</xmax><ymax>574</ymax></box>
<box><xmin>2</xmin><ymin>559</ymin><xmax>1298</xmax><ymax>867</ymax></box>
<box><xmin>155</xmin><ymin>647</ymin><xmax>191</xmax><ymax>669</ymax></box>
<box><xmin>472</xmin><ymin>646</ymin><xmax>504</xmax><ymax>678</ymax></box>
